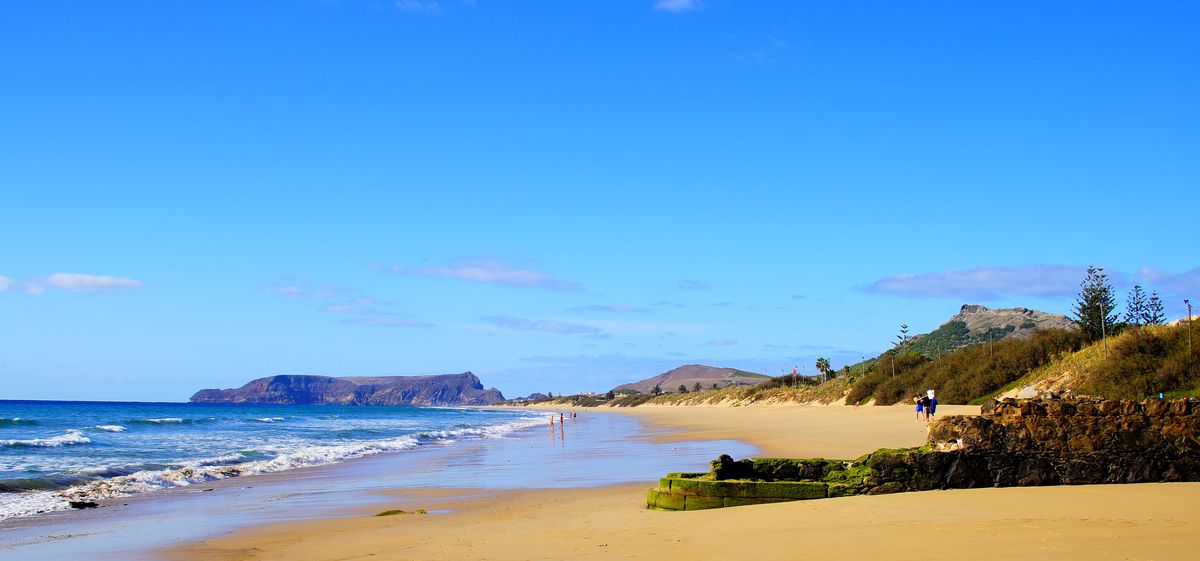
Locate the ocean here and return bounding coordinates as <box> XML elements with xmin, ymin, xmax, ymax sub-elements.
<box><xmin>0</xmin><ymin>400</ymin><xmax>545</xmax><ymax>521</ymax></box>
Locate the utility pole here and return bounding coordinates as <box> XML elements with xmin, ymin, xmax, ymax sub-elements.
<box><xmin>1101</xmin><ymin>300</ymin><xmax>1108</xmax><ymax>360</ymax></box>
<box><xmin>1186</xmin><ymin>299</ymin><xmax>1193</xmax><ymax>355</ymax></box>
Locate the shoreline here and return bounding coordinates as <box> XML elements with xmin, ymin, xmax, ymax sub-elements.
<box><xmin>2</xmin><ymin>408</ymin><xmax>753</xmax><ymax>561</ymax></box>
<box><xmin>163</xmin><ymin>404</ymin><xmax>1200</xmax><ymax>561</ymax></box>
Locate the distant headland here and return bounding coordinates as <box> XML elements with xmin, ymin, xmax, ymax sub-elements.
<box><xmin>190</xmin><ymin>372</ymin><xmax>505</xmax><ymax>406</ymax></box>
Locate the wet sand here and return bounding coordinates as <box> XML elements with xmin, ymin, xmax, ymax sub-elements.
<box><xmin>164</xmin><ymin>404</ymin><xmax>1200</xmax><ymax>561</ymax></box>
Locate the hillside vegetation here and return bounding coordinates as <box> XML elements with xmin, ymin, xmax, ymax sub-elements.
<box><xmin>846</xmin><ymin>321</ymin><xmax>1199</xmax><ymax>405</ymax></box>
<box><xmin>1071</xmin><ymin>324</ymin><xmax>1199</xmax><ymax>398</ymax></box>
<box><xmin>846</xmin><ymin>328</ymin><xmax>1091</xmax><ymax>405</ymax></box>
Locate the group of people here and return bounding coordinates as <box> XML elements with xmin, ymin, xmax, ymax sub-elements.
<box><xmin>548</xmin><ymin>410</ymin><xmax>578</xmax><ymax>426</ymax></box>
<box><xmin>914</xmin><ymin>390</ymin><xmax>938</xmax><ymax>421</ymax></box>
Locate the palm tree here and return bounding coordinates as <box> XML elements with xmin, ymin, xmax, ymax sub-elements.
<box><xmin>815</xmin><ymin>357</ymin><xmax>831</xmax><ymax>383</ymax></box>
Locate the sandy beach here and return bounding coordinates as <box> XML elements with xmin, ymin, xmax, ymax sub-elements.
<box><xmin>163</xmin><ymin>404</ymin><xmax>1200</xmax><ymax>561</ymax></box>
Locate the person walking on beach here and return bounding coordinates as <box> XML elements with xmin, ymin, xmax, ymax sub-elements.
<box><xmin>927</xmin><ymin>390</ymin><xmax>938</xmax><ymax>421</ymax></box>
<box><xmin>914</xmin><ymin>395</ymin><xmax>924</xmax><ymax>421</ymax></box>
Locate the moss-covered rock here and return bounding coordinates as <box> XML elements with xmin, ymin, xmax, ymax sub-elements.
<box><xmin>867</xmin><ymin>481</ymin><xmax>907</xmax><ymax>495</ymax></box>
<box><xmin>684</xmin><ymin>495</ymin><xmax>725</xmax><ymax>510</ymax></box>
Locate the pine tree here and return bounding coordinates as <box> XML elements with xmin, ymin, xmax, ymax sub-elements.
<box><xmin>693</xmin><ymin>382</ymin><xmax>702</xmax><ymax>392</ymax></box>
<box><xmin>678</xmin><ymin>384</ymin><xmax>688</xmax><ymax>394</ymax></box>
<box><xmin>895</xmin><ymin>324</ymin><xmax>911</xmax><ymax>350</ymax></box>
<box><xmin>1072</xmin><ymin>266</ymin><xmax>1118</xmax><ymax>341</ymax></box>
<box><xmin>1145</xmin><ymin>291</ymin><xmax>1166</xmax><ymax>325</ymax></box>
<box><xmin>1125</xmin><ymin>285</ymin><xmax>1148</xmax><ymax>326</ymax></box>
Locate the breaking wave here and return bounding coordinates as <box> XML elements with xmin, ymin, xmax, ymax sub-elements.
<box><xmin>1</xmin><ymin>430</ymin><xmax>92</xmax><ymax>449</ymax></box>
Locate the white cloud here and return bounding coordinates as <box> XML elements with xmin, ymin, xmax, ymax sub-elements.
<box><xmin>34</xmin><ymin>273</ymin><xmax>143</xmax><ymax>293</ymax></box>
<box><xmin>381</xmin><ymin>257</ymin><xmax>580</xmax><ymax>291</ymax></box>
<box><xmin>0</xmin><ymin>276</ymin><xmax>12</xmax><ymax>292</ymax></box>
<box><xmin>655</xmin><ymin>0</ymin><xmax>698</xmax><ymax>13</ymax></box>
<box><xmin>704</xmin><ymin>339</ymin><xmax>738</xmax><ymax>346</ymax></box>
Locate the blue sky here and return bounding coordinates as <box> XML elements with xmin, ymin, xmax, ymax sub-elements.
<box><xmin>2</xmin><ymin>1</ymin><xmax>1197</xmax><ymax>401</ymax></box>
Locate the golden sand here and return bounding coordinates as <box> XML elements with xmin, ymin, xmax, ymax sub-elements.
<box><xmin>166</xmin><ymin>405</ymin><xmax>1200</xmax><ymax>561</ymax></box>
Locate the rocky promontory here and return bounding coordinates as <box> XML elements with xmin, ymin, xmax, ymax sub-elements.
<box><xmin>190</xmin><ymin>372</ymin><xmax>504</xmax><ymax>406</ymax></box>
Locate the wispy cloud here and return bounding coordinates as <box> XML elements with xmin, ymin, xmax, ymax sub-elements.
<box><xmin>265</xmin><ymin>276</ymin><xmax>430</xmax><ymax>327</ymax></box>
<box><xmin>1136</xmin><ymin>267</ymin><xmax>1200</xmax><ymax>295</ymax></box>
<box><xmin>0</xmin><ymin>276</ymin><xmax>12</xmax><ymax>292</ymax></box>
<box><xmin>792</xmin><ymin>294</ymin><xmax>806</xmax><ymax>300</ymax></box>
<box><xmin>704</xmin><ymin>338</ymin><xmax>738</xmax><ymax>346</ymax></box>
<box><xmin>20</xmin><ymin>273</ymin><xmax>144</xmax><ymax>294</ymax></box>
<box><xmin>864</xmin><ymin>265</ymin><xmax>1087</xmax><ymax>301</ymax></box>
<box><xmin>482</xmin><ymin>315</ymin><xmax>605</xmax><ymax>336</ymax></box>
<box><xmin>651</xmin><ymin>300</ymin><xmax>687</xmax><ymax>308</ymax></box>
<box><xmin>377</xmin><ymin>257</ymin><xmax>579</xmax><ymax>291</ymax></box>
<box><xmin>340</xmin><ymin>317</ymin><xmax>433</xmax><ymax>328</ymax></box>
<box><xmin>678</xmin><ymin>280</ymin><xmax>709</xmax><ymax>291</ymax></box>
<box><xmin>395</xmin><ymin>0</ymin><xmax>443</xmax><ymax>14</ymax></box>
<box><xmin>263</xmin><ymin>276</ymin><xmax>348</xmax><ymax>300</ymax></box>
<box><xmin>728</xmin><ymin>39</ymin><xmax>790</xmax><ymax>65</ymax></box>
<box><xmin>570</xmin><ymin>304</ymin><xmax>649</xmax><ymax>314</ymax></box>
<box><xmin>655</xmin><ymin>0</ymin><xmax>698</xmax><ymax>12</ymax></box>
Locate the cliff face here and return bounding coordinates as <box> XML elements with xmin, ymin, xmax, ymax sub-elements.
<box><xmin>190</xmin><ymin>372</ymin><xmax>505</xmax><ymax>406</ymax></box>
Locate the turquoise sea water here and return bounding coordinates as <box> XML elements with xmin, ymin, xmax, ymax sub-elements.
<box><xmin>0</xmin><ymin>400</ymin><xmax>545</xmax><ymax>520</ymax></box>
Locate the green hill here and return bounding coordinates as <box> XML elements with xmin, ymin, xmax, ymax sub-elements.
<box><xmin>843</xmin><ymin>320</ymin><xmax>1199</xmax><ymax>405</ymax></box>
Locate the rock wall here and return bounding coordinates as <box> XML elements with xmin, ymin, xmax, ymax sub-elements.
<box><xmin>648</xmin><ymin>397</ymin><xmax>1200</xmax><ymax>511</ymax></box>
<box><xmin>921</xmin><ymin>397</ymin><xmax>1200</xmax><ymax>487</ymax></box>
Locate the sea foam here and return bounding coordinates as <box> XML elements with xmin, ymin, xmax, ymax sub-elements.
<box><xmin>1</xmin><ymin>429</ymin><xmax>92</xmax><ymax>448</ymax></box>
<box><xmin>0</xmin><ymin>407</ymin><xmax>547</xmax><ymax>521</ymax></box>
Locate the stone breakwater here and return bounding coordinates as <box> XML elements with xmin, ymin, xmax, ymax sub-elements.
<box><xmin>647</xmin><ymin>397</ymin><xmax>1200</xmax><ymax>511</ymax></box>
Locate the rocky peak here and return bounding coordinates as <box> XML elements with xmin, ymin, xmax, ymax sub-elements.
<box><xmin>907</xmin><ymin>304</ymin><xmax>1075</xmax><ymax>356</ymax></box>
